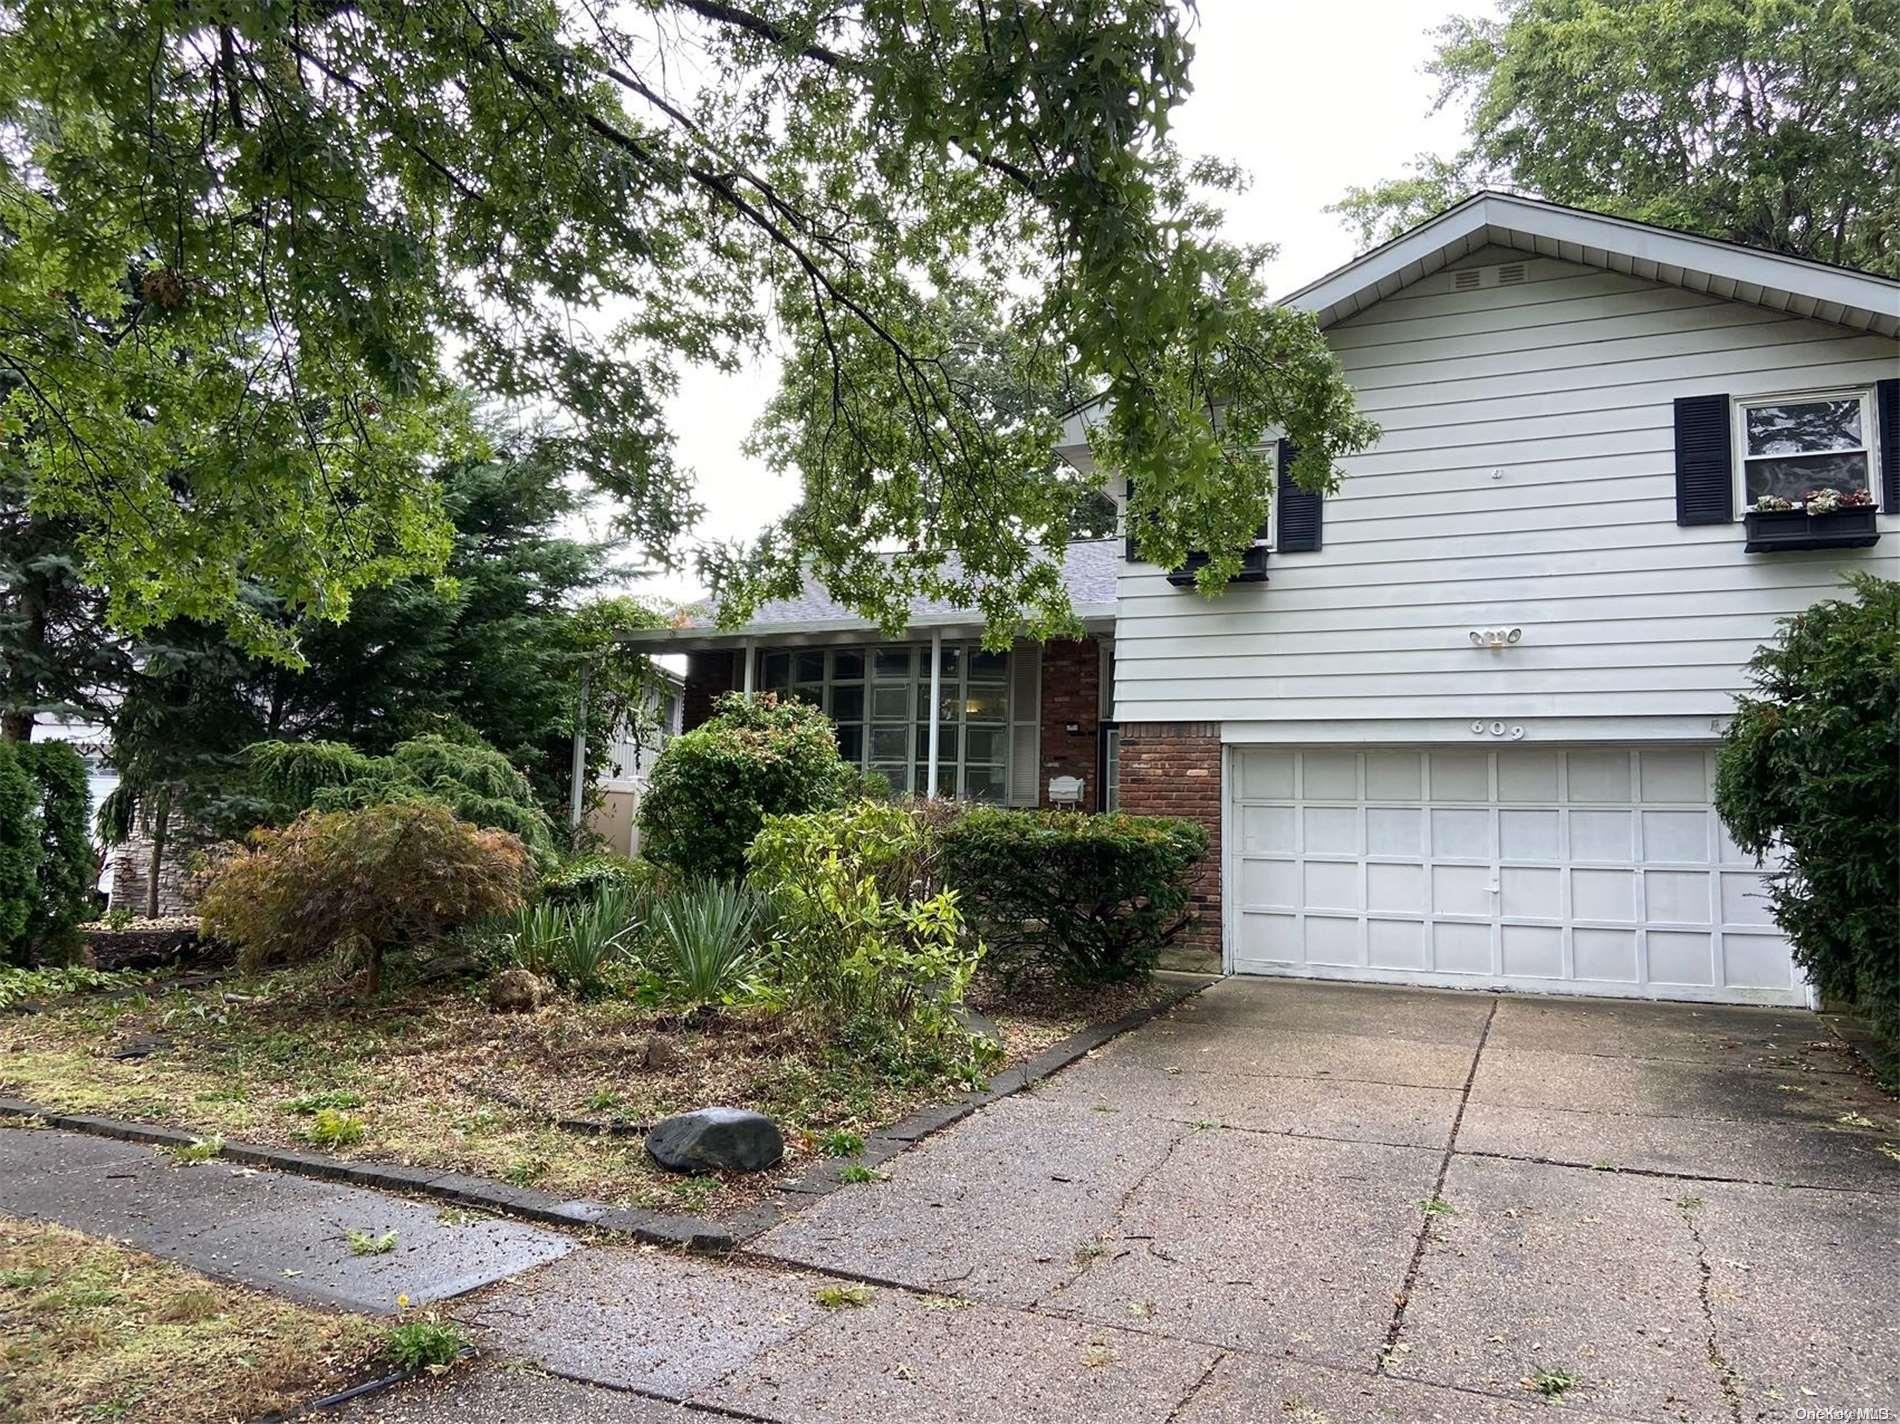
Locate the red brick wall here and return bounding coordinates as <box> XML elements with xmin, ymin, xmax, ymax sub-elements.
<box><xmin>681</xmin><ymin>650</ymin><xmax>737</xmax><ymax>730</ymax></box>
<box><xmin>1115</xmin><ymin>721</ymin><xmax>1223</xmax><ymax>955</ymax></box>
<box><xmin>1038</xmin><ymin>637</ymin><xmax>1102</xmax><ymax>811</ymax></box>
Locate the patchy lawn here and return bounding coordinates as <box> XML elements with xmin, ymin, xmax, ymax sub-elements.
<box><xmin>0</xmin><ymin>962</ymin><xmax>1169</xmax><ymax>1215</ymax></box>
<box><xmin>0</xmin><ymin>1216</ymin><xmax>383</xmax><ymax>1423</ymax></box>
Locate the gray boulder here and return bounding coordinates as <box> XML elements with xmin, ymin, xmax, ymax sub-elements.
<box><xmin>646</xmin><ymin>1107</ymin><xmax>784</xmax><ymax>1174</ymax></box>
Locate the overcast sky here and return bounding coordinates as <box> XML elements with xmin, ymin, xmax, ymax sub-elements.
<box><xmin>620</xmin><ymin>0</ymin><xmax>1479</xmax><ymax>603</ymax></box>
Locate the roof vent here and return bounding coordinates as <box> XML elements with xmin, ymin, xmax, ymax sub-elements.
<box><xmin>1496</xmin><ymin>262</ymin><xmax>1526</xmax><ymax>286</ymax></box>
<box><xmin>1453</xmin><ymin>269</ymin><xmax>1481</xmax><ymax>292</ymax></box>
<box><xmin>1449</xmin><ymin>261</ymin><xmax>1531</xmax><ymax>293</ymax></box>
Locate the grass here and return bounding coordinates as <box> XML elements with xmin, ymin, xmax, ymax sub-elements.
<box><xmin>344</xmin><ymin>1228</ymin><xmax>398</xmax><ymax>1256</ymax></box>
<box><xmin>1525</xmin><ymin>1365</ymin><xmax>1581</xmax><ymax>1401</ymax></box>
<box><xmin>812</xmin><ymin>1282</ymin><xmax>873</xmax><ymax>1309</ymax></box>
<box><xmin>0</xmin><ymin>1216</ymin><xmax>382</xmax><ymax>1423</ymax></box>
<box><xmin>383</xmin><ymin>1317</ymin><xmax>467</xmax><ymax>1370</ymax></box>
<box><xmin>0</xmin><ymin>959</ymin><xmax>1168</xmax><ymax>1216</ymax></box>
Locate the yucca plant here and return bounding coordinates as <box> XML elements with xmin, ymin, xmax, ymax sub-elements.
<box><xmin>557</xmin><ymin>884</ymin><xmax>641</xmax><ymax>997</ymax></box>
<box><xmin>504</xmin><ymin>901</ymin><xmax>568</xmax><ymax>978</ymax></box>
<box><xmin>646</xmin><ymin>882</ymin><xmax>768</xmax><ymax>1008</ymax></box>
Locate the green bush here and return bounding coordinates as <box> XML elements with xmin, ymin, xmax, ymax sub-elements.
<box><xmin>540</xmin><ymin>852</ymin><xmax>657</xmax><ymax>906</ymax></box>
<box><xmin>1715</xmin><ymin>574</ymin><xmax>1899</xmax><ymax>1043</ymax></box>
<box><xmin>638</xmin><ymin>693</ymin><xmax>856</xmax><ymax>881</ymax></box>
<box><xmin>198</xmin><ymin>801</ymin><xmax>535</xmax><ymax>996</ymax></box>
<box><xmin>16</xmin><ymin>742</ymin><xmax>93</xmax><ymax>962</ymax></box>
<box><xmin>0</xmin><ymin>742</ymin><xmax>44</xmax><ymax>959</ymax></box>
<box><xmin>749</xmin><ymin>800</ymin><xmax>985</xmax><ymax>1053</ymax></box>
<box><xmin>247</xmin><ymin>734</ymin><xmax>559</xmax><ymax>864</ymax></box>
<box><xmin>939</xmin><ymin>808</ymin><xmax>1209</xmax><ymax>985</ymax></box>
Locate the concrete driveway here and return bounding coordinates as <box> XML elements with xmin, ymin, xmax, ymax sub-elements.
<box><xmin>366</xmin><ymin>979</ymin><xmax>1900</xmax><ymax>1423</ymax></box>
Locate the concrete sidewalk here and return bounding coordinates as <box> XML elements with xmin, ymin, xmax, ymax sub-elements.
<box><xmin>0</xmin><ymin>1124</ymin><xmax>571</xmax><ymax>1312</ymax></box>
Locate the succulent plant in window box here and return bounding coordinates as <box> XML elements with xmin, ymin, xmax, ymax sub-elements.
<box><xmin>1744</xmin><ymin>485</ymin><xmax>1880</xmax><ymax>552</ymax></box>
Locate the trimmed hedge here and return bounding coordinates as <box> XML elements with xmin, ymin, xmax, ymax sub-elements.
<box><xmin>638</xmin><ymin>693</ymin><xmax>856</xmax><ymax>881</ymax></box>
<box><xmin>940</xmin><ymin>808</ymin><xmax>1208</xmax><ymax>985</ymax></box>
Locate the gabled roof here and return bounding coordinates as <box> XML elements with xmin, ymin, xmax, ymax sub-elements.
<box><xmin>1283</xmin><ymin>191</ymin><xmax>1900</xmax><ymax>337</ymax></box>
<box><xmin>620</xmin><ymin>538</ymin><xmax>1120</xmax><ymax>648</ymax></box>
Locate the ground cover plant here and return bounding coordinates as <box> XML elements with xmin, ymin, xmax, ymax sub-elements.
<box><xmin>0</xmin><ymin>1214</ymin><xmax>382</xmax><ymax>1423</ymax></box>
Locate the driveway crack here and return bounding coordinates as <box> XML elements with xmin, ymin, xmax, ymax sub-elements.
<box><xmin>1679</xmin><ymin>1199</ymin><xmax>1745</xmax><ymax>1424</ymax></box>
<box><xmin>1377</xmin><ymin>997</ymin><xmax>1497</xmax><ymax>1374</ymax></box>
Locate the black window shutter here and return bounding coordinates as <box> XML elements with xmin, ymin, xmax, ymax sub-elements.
<box><xmin>1674</xmin><ymin>394</ymin><xmax>1732</xmax><ymax>525</ymax></box>
<box><xmin>1877</xmin><ymin>378</ymin><xmax>1899</xmax><ymax>514</ymax></box>
<box><xmin>1275</xmin><ymin>439</ymin><xmax>1323</xmax><ymax>552</ymax></box>
<box><xmin>1122</xmin><ymin>477</ymin><xmax>1137</xmax><ymax>561</ymax></box>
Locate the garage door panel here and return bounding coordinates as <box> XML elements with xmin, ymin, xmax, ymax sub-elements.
<box><xmin>1496</xmin><ymin>749</ymin><xmax>1559</xmax><ymax>801</ymax></box>
<box><xmin>1430</xmin><ymin>808</ymin><xmax>1492</xmax><ymax>857</ymax></box>
<box><xmin>1501</xmin><ymin>924</ymin><xmax>1563</xmax><ymax>978</ymax></box>
<box><xmin>1642</xmin><ymin>810</ymin><xmax>1711</xmax><ymax>861</ymax></box>
<box><xmin>1500</xmin><ymin>809</ymin><xmax>1560</xmax><ymax>859</ymax></box>
<box><xmin>1303</xmin><ymin>805</ymin><xmax>1359</xmax><ymax>854</ymax></box>
<box><xmin>1648</xmin><ymin>932</ymin><xmax>1716</xmax><ymax>986</ymax></box>
<box><xmin>1367</xmin><ymin>918</ymin><xmax>1427</xmax><ymax>969</ymax></box>
<box><xmin>1230</xmin><ymin>746</ymin><xmax>1805</xmax><ymax>1006</ymax></box>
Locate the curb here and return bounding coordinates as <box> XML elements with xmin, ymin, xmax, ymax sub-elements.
<box><xmin>0</xmin><ymin>972</ymin><xmax>1214</xmax><ymax>1252</ymax></box>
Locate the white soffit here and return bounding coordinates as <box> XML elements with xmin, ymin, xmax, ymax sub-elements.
<box><xmin>1282</xmin><ymin>192</ymin><xmax>1900</xmax><ymax>338</ymax></box>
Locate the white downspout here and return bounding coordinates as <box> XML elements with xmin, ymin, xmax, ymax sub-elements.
<box><xmin>927</xmin><ymin>629</ymin><xmax>943</xmax><ymax>798</ymax></box>
<box><xmin>568</xmin><ymin>664</ymin><xmax>590</xmax><ymax>830</ymax></box>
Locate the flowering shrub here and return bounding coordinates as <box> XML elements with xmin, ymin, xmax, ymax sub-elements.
<box><xmin>1750</xmin><ymin>493</ymin><xmax>1796</xmax><ymax>512</ymax></box>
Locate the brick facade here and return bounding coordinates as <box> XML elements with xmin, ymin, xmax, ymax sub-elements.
<box><xmin>680</xmin><ymin>649</ymin><xmax>737</xmax><ymax>731</ymax></box>
<box><xmin>1114</xmin><ymin>721</ymin><xmax>1223</xmax><ymax>956</ymax></box>
<box><xmin>1037</xmin><ymin>637</ymin><xmax>1102</xmax><ymax>811</ymax></box>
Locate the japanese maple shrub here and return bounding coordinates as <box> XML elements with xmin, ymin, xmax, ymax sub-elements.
<box><xmin>1715</xmin><ymin>574</ymin><xmax>1899</xmax><ymax>1043</ymax></box>
<box><xmin>198</xmin><ymin>802</ymin><xmax>534</xmax><ymax>996</ymax></box>
<box><xmin>638</xmin><ymin>693</ymin><xmax>856</xmax><ymax>881</ymax></box>
<box><xmin>940</xmin><ymin>809</ymin><xmax>1209</xmax><ymax>986</ymax></box>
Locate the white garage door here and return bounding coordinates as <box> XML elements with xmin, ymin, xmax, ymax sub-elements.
<box><xmin>1229</xmin><ymin>746</ymin><xmax>1806</xmax><ymax>1006</ymax></box>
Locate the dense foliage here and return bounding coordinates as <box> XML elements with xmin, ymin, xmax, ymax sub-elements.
<box><xmin>1715</xmin><ymin>575</ymin><xmax>1900</xmax><ymax>1042</ymax></box>
<box><xmin>0</xmin><ymin>742</ymin><xmax>39</xmax><ymax>955</ymax></box>
<box><xmin>14</xmin><ymin>742</ymin><xmax>93</xmax><ymax>962</ymax></box>
<box><xmin>539</xmin><ymin>853</ymin><xmax>659</xmax><ymax>907</ymax></box>
<box><xmin>749</xmin><ymin>801</ymin><xmax>986</xmax><ymax>1055</ymax></box>
<box><xmin>198</xmin><ymin>803</ymin><xmax>534</xmax><ymax>996</ymax></box>
<box><xmin>248</xmin><ymin>735</ymin><xmax>559</xmax><ymax>865</ymax></box>
<box><xmin>0</xmin><ymin>1</ymin><xmax>1374</xmax><ymax>652</ymax></box>
<box><xmin>940</xmin><ymin>809</ymin><xmax>1209</xmax><ymax>984</ymax></box>
<box><xmin>1332</xmin><ymin>0</ymin><xmax>1900</xmax><ymax>275</ymax></box>
<box><xmin>639</xmin><ymin>694</ymin><xmax>856</xmax><ymax>881</ymax></box>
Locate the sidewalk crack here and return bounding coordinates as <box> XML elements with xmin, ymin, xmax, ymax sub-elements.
<box><xmin>1679</xmin><ymin>1198</ymin><xmax>1745</xmax><ymax>1424</ymax></box>
<box><xmin>1378</xmin><ymin>997</ymin><xmax>1497</xmax><ymax>1375</ymax></box>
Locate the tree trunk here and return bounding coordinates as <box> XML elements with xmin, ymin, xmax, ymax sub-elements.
<box><xmin>1</xmin><ymin>572</ymin><xmax>48</xmax><ymax>742</ymax></box>
<box><xmin>146</xmin><ymin>785</ymin><xmax>172</xmax><ymax>920</ymax></box>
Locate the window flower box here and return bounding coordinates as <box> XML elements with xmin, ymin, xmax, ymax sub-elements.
<box><xmin>1166</xmin><ymin>544</ymin><xmax>1269</xmax><ymax>587</ymax></box>
<box><xmin>1743</xmin><ymin>505</ymin><xmax>1880</xmax><ymax>552</ymax></box>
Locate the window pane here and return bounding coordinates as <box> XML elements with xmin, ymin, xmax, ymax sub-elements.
<box><xmin>1745</xmin><ymin>451</ymin><xmax>1871</xmax><ymax>504</ymax></box>
<box><xmin>965</xmin><ymin>726</ymin><xmax>1005</xmax><ymax>765</ymax></box>
<box><xmin>790</xmin><ymin>684</ymin><xmax>822</xmax><ymax>707</ymax></box>
<box><xmin>871</xmin><ymin>764</ymin><xmax>909</xmax><ymax>794</ymax></box>
<box><xmin>964</xmin><ymin>764</ymin><xmax>1007</xmax><ymax>803</ymax></box>
<box><xmin>830</xmin><ymin>684</ymin><xmax>864</xmax><ymax>722</ymax></box>
<box><xmin>917</xmin><ymin>683</ymin><xmax>964</xmax><ymax>721</ymax></box>
<box><xmin>871</xmin><ymin>684</ymin><xmax>910</xmax><ymax>720</ymax></box>
<box><xmin>873</xmin><ymin>648</ymin><xmax>912</xmax><ymax>679</ymax></box>
<box><xmin>762</xmin><ymin>652</ymin><xmax>790</xmax><ymax>689</ymax></box>
<box><xmin>832</xmin><ymin>650</ymin><xmax>864</xmax><ymax>681</ymax></box>
<box><xmin>969</xmin><ymin>649</ymin><xmax>1008</xmax><ymax>681</ymax></box>
<box><xmin>835</xmin><ymin>723</ymin><xmax>864</xmax><ymax>763</ymax></box>
<box><xmin>795</xmin><ymin>651</ymin><xmax>826</xmax><ymax>684</ymax></box>
<box><xmin>870</xmin><ymin>726</ymin><xmax>909</xmax><ymax>761</ymax></box>
<box><xmin>915</xmin><ymin>724</ymin><xmax>957</xmax><ymax>761</ymax></box>
<box><xmin>963</xmin><ymin>688</ymin><xmax>1007</xmax><ymax>723</ymax></box>
<box><xmin>1745</xmin><ymin>399</ymin><xmax>1863</xmax><ymax>457</ymax></box>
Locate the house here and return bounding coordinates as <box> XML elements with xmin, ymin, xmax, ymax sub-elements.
<box><xmin>624</xmin><ymin>193</ymin><xmax>1899</xmax><ymax>1008</ymax></box>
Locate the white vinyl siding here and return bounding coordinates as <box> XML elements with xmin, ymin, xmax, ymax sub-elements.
<box><xmin>1114</xmin><ymin>250</ymin><xmax>1900</xmax><ymax>727</ymax></box>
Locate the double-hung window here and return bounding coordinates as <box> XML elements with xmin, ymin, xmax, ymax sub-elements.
<box><xmin>1735</xmin><ymin>391</ymin><xmax>1877</xmax><ymax>508</ymax></box>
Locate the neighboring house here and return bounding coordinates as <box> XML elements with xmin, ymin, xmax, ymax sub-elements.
<box><xmin>25</xmin><ymin>716</ymin><xmax>116</xmax><ymax>904</ymax></box>
<box><xmin>625</xmin><ymin>193</ymin><xmax>1900</xmax><ymax>1008</ymax></box>
<box><xmin>585</xmin><ymin>667</ymin><xmax>685</xmax><ymax>856</ymax></box>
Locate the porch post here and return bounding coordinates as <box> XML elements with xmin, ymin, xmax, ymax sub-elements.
<box><xmin>742</xmin><ymin>638</ymin><xmax>756</xmax><ymax>693</ymax></box>
<box><xmin>926</xmin><ymin>629</ymin><xmax>943</xmax><ymax>798</ymax></box>
<box><xmin>568</xmin><ymin>664</ymin><xmax>590</xmax><ymax>830</ymax></box>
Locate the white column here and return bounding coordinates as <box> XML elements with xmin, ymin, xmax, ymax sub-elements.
<box><xmin>926</xmin><ymin>630</ymin><xmax>943</xmax><ymax>798</ymax></box>
<box><xmin>742</xmin><ymin>638</ymin><xmax>756</xmax><ymax>693</ymax></box>
<box><xmin>568</xmin><ymin>664</ymin><xmax>590</xmax><ymax>830</ymax></box>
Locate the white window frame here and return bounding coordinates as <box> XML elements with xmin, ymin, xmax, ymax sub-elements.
<box><xmin>1123</xmin><ymin>446</ymin><xmax>1279</xmax><ymax>557</ymax></box>
<box><xmin>1732</xmin><ymin>387</ymin><xmax>1879</xmax><ymax>512</ymax></box>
